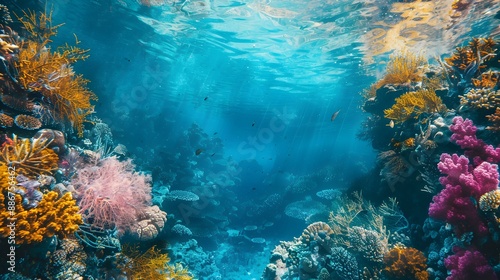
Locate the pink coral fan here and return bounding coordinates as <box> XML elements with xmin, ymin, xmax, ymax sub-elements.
<box><xmin>450</xmin><ymin>116</ymin><xmax>500</xmax><ymax>165</ymax></box>
<box><xmin>429</xmin><ymin>153</ymin><xmax>498</xmax><ymax>237</ymax></box>
<box><xmin>71</xmin><ymin>156</ymin><xmax>152</xmax><ymax>230</ymax></box>
<box><xmin>444</xmin><ymin>248</ymin><xmax>496</xmax><ymax>280</ymax></box>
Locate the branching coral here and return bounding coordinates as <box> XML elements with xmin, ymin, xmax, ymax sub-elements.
<box><xmin>384</xmin><ymin>89</ymin><xmax>446</xmax><ymax>123</ymax></box>
<box><xmin>0</xmin><ymin>134</ymin><xmax>58</xmax><ymax>178</ymax></box>
<box><xmin>118</xmin><ymin>245</ymin><xmax>193</xmax><ymax>279</ymax></box>
<box><xmin>0</xmin><ymin>191</ymin><xmax>82</xmax><ymax>244</ymax></box>
<box><xmin>460</xmin><ymin>88</ymin><xmax>500</xmax><ymax>110</ymax></box>
<box><xmin>376</xmin><ymin>49</ymin><xmax>427</xmax><ymax>88</ymax></box>
<box><xmin>328</xmin><ymin>192</ymin><xmax>393</xmax><ymax>252</ymax></box>
<box><xmin>472</xmin><ymin>71</ymin><xmax>500</xmax><ymax>89</ymax></box>
<box><xmin>445</xmin><ymin>37</ymin><xmax>496</xmax><ymax>71</ymax></box>
<box><xmin>383</xmin><ymin>246</ymin><xmax>428</xmax><ymax>280</ymax></box>
<box><xmin>15</xmin><ymin>11</ymin><xmax>97</xmax><ymax>137</ymax></box>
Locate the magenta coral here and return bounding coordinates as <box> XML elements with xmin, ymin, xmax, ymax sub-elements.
<box><xmin>450</xmin><ymin>116</ymin><xmax>500</xmax><ymax>165</ymax></box>
<box><xmin>429</xmin><ymin>152</ymin><xmax>498</xmax><ymax>236</ymax></box>
<box><xmin>444</xmin><ymin>248</ymin><xmax>496</xmax><ymax>280</ymax></box>
<box><xmin>71</xmin><ymin>156</ymin><xmax>152</xmax><ymax>230</ymax></box>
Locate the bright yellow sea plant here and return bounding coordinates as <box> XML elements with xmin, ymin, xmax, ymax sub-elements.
<box><xmin>15</xmin><ymin>10</ymin><xmax>97</xmax><ymax>137</ymax></box>
<box><xmin>376</xmin><ymin>49</ymin><xmax>427</xmax><ymax>88</ymax></box>
<box><xmin>0</xmin><ymin>134</ymin><xmax>59</xmax><ymax>178</ymax></box>
<box><xmin>384</xmin><ymin>89</ymin><xmax>446</xmax><ymax>123</ymax></box>
<box><xmin>118</xmin><ymin>245</ymin><xmax>194</xmax><ymax>280</ymax></box>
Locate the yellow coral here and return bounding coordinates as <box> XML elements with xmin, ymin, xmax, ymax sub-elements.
<box><xmin>118</xmin><ymin>245</ymin><xmax>194</xmax><ymax>279</ymax></box>
<box><xmin>376</xmin><ymin>49</ymin><xmax>427</xmax><ymax>88</ymax></box>
<box><xmin>0</xmin><ymin>190</ymin><xmax>82</xmax><ymax>244</ymax></box>
<box><xmin>0</xmin><ymin>134</ymin><xmax>58</xmax><ymax>178</ymax></box>
<box><xmin>15</xmin><ymin>11</ymin><xmax>97</xmax><ymax>137</ymax></box>
<box><xmin>384</xmin><ymin>89</ymin><xmax>446</xmax><ymax>123</ymax></box>
<box><xmin>479</xmin><ymin>190</ymin><xmax>500</xmax><ymax>212</ymax></box>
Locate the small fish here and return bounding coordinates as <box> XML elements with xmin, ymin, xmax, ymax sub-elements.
<box><xmin>211</xmin><ymin>153</ymin><xmax>216</xmax><ymax>157</ymax></box>
<box><xmin>330</xmin><ymin>110</ymin><xmax>340</xmax><ymax>122</ymax></box>
<box><xmin>195</xmin><ymin>148</ymin><xmax>203</xmax><ymax>155</ymax></box>
<box><xmin>213</xmin><ymin>132</ymin><xmax>218</xmax><ymax>135</ymax></box>
<box><xmin>252</xmin><ymin>122</ymin><xmax>255</xmax><ymax>127</ymax></box>
<box><xmin>387</xmin><ymin>120</ymin><xmax>394</xmax><ymax>128</ymax></box>
<box><xmin>252</xmin><ymin>187</ymin><xmax>256</xmax><ymax>191</ymax></box>
<box><xmin>204</xmin><ymin>96</ymin><xmax>208</xmax><ymax>101</ymax></box>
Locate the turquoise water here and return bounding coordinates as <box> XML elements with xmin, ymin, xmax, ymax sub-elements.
<box><xmin>2</xmin><ymin>0</ymin><xmax>500</xmax><ymax>279</ymax></box>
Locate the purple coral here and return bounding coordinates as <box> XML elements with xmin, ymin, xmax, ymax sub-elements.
<box><xmin>444</xmin><ymin>248</ymin><xmax>496</xmax><ymax>280</ymax></box>
<box><xmin>429</xmin><ymin>153</ymin><xmax>497</xmax><ymax>237</ymax></box>
<box><xmin>450</xmin><ymin>116</ymin><xmax>500</xmax><ymax>165</ymax></box>
<box><xmin>16</xmin><ymin>175</ymin><xmax>43</xmax><ymax>209</ymax></box>
<box><xmin>429</xmin><ymin>118</ymin><xmax>500</xmax><ymax>237</ymax></box>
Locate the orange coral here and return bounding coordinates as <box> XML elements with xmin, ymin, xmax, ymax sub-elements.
<box><xmin>472</xmin><ymin>71</ymin><xmax>500</xmax><ymax>89</ymax></box>
<box><xmin>15</xmin><ymin>11</ymin><xmax>97</xmax><ymax>137</ymax></box>
<box><xmin>118</xmin><ymin>245</ymin><xmax>194</xmax><ymax>279</ymax></box>
<box><xmin>383</xmin><ymin>246</ymin><xmax>428</xmax><ymax>280</ymax></box>
<box><xmin>402</xmin><ymin>137</ymin><xmax>415</xmax><ymax>149</ymax></box>
<box><xmin>0</xmin><ymin>190</ymin><xmax>82</xmax><ymax>244</ymax></box>
<box><xmin>486</xmin><ymin>108</ymin><xmax>500</xmax><ymax>131</ymax></box>
<box><xmin>0</xmin><ymin>113</ymin><xmax>13</xmax><ymax>128</ymax></box>
<box><xmin>0</xmin><ymin>134</ymin><xmax>58</xmax><ymax>178</ymax></box>
<box><xmin>384</xmin><ymin>89</ymin><xmax>446</xmax><ymax>123</ymax></box>
<box><xmin>376</xmin><ymin>50</ymin><xmax>427</xmax><ymax>88</ymax></box>
<box><xmin>445</xmin><ymin>37</ymin><xmax>496</xmax><ymax>71</ymax></box>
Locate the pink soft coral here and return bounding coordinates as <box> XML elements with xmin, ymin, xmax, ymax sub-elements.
<box><xmin>429</xmin><ymin>153</ymin><xmax>497</xmax><ymax>237</ymax></box>
<box><xmin>444</xmin><ymin>248</ymin><xmax>496</xmax><ymax>280</ymax></box>
<box><xmin>71</xmin><ymin>156</ymin><xmax>152</xmax><ymax>229</ymax></box>
<box><xmin>450</xmin><ymin>116</ymin><xmax>500</xmax><ymax>165</ymax></box>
